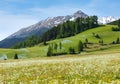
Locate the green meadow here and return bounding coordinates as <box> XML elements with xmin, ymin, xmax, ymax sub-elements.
<box><xmin>0</xmin><ymin>25</ymin><xmax>120</xmax><ymax>59</ymax></box>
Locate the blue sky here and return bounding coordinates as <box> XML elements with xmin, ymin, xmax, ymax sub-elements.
<box><xmin>0</xmin><ymin>0</ymin><xmax>120</xmax><ymax>40</ymax></box>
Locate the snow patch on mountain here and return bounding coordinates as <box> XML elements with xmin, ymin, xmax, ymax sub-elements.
<box><xmin>98</xmin><ymin>16</ymin><xmax>119</xmax><ymax>24</ymax></box>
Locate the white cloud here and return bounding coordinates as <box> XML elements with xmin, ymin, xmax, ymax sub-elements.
<box><xmin>0</xmin><ymin>11</ymin><xmax>38</xmax><ymax>41</ymax></box>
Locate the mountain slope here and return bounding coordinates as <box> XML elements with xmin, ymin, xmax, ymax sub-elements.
<box><xmin>12</xmin><ymin>16</ymin><xmax>98</xmax><ymax>48</ymax></box>
<box><xmin>107</xmin><ymin>19</ymin><xmax>120</xmax><ymax>25</ymax></box>
<box><xmin>1</xmin><ymin>25</ymin><xmax>120</xmax><ymax>58</ymax></box>
<box><xmin>0</xmin><ymin>10</ymin><xmax>88</xmax><ymax>48</ymax></box>
<box><xmin>98</xmin><ymin>16</ymin><xmax>119</xmax><ymax>24</ymax></box>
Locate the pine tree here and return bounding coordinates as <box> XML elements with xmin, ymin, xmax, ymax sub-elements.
<box><xmin>69</xmin><ymin>47</ymin><xmax>75</xmax><ymax>54</ymax></box>
<box><xmin>47</xmin><ymin>45</ymin><xmax>53</xmax><ymax>56</ymax></box>
<box><xmin>116</xmin><ymin>37</ymin><xmax>120</xmax><ymax>44</ymax></box>
<box><xmin>85</xmin><ymin>38</ymin><xmax>88</xmax><ymax>44</ymax></box>
<box><xmin>59</xmin><ymin>42</ymin><xmax>62</xmax><ymax>50</ymax></box>
<box><xmin>14</xmin><ymin>53</ymin><xmax>18</xmax><ymax>59</ymax></box>
<box><xmin>84</xmin><ymin>43</ymin><xmax>87</xmax><ymax>48</ymax></box>
<box><xmin>101</xmin><ymin>39</ymin><xmax>104</xmax><ymax>45</ymax></box>
<box><xmin>78</xmin><ymin>40</ymin><xmax>84</xmax><ymax>53</ymax></box>
<box><xmin>54</xmin><ymin>43</ymin><xmax>58</xmax><ymax>52</ymax></box>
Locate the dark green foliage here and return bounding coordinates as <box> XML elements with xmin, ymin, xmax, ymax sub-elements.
<box><xmin>52</xmin><ymin>52</ymin><xmax>67</xmax><ymax>56</ymax></box>
<box><xmin>13</xmin><ymin>16</ymin><xmax>98</xmax><ymax>49</ymax></box>
<box><xmin>14</xmin><ymin>53</ymin><xmax>18</xmax><ymax>59</ymax></box>
<box><xmin>95</xmin><ymin>34</ymin><xmax>100</xmax><ymax>39</ymax></box>
<box><xmin>78</xmin><ymin>40</ymin><xmax>84</xmax><ymax>53</ymax></box>
<box><xmin>47</xmin><ymin>45</ymin><xmax>53</xmax><ymax>56</ymax></box>
<box><xmin>99</xmin><ymin>39</ymin><xmax>104</xmax><ymax>45</ymax></box>
<box><xmin>69</xmin><ymin>47</ymin><xmax>75</xmax><ymax>54</ymax></box>
<box><xmin>41</xmin><ymin>16</ymin><xmax>98</xmax><ymax>43</ymax></box>
<box><xmin>85</xmin><ymin>38</ymin><xmax>88</xmax><ymax>43</ymax></box>
<box><xmin>92</xmin><ymin>32</ymin><xmax>95</xmax><ymax>36</ymax></box>
<box><xmin>59</xmin><ymin>42</ymin><xmax>62</xmax><ymax>50</ymax></box>
<box><xmin>84</xmin><ymin>43</ymin><xmax>87</xmax><ymax>48</ymax></box>
<box><xmin>108</xmin><ymin>20</ymin><xmax>118</xmax><ymax>25</ymax></box>
<box><xmin>112</xmin><ymin>27</ymin><xmax>120</xmax><ymax>31</ymax></box>
<box><xmin>111</xmin><ymin>19</ymin><xmax>120</xmax><ymax>31</ymax></box>
<box><xmin>47</xmin><ymin>42</ymin><xmax>64</xmax><ymax>56</ymax></box>
<box><xmin>12</xmin><ymin>35</ymin><xmax>39</xmax><ymax>48</ymax></box>
<box><xmin>111</xmin><ymin>41</ymin><xmax>115</xmax><ymax>44</ymax></box>
<box><xmin>116</xmin><ymin>37</ymin><xmax>120</xmax><ymax>44</ymax></box>
<box><xmin>54</xmin><ymin>43</ymin><xmax>58</xmax><ymax>52</ymax></box>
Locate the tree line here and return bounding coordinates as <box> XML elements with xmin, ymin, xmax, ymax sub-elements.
<box><xmin>47</xmin><ymin>40</ymin><xmax>84</xmax><ymax>56</ymax></box>
<box><xmin>112</xmin><ymin>19</ymin><xmax>120</xmax><ymax>31</ymax></box>
<box><xmin>12</xmin><ymin>16</ymin><xmax>98</xmax><ymax>49</ymax></box>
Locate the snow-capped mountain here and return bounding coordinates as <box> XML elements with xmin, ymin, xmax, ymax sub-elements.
<box><xmin>8</xmin><ymin>10</ymin><xmax>88</xmax><ymax>39</ymax></box>
<box><xmin>98</xmin><ymin>16</ymin><xmax>119</xmax><ymax>24</ymax></box>
<box><xmin>0</xmin><ymin>10</ymin><xmax>88</xmax><ymax>48</ymax></box>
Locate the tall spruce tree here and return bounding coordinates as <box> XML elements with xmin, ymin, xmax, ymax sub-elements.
<box><xmin>54</xmin><ymin>43</ymin><xmax>58</xmax><ymax>52</ymax></box>
<box><xmin>47</xmin><ymin>45</ymin><xmax>53</xmax><ymax>56</ymax></box>
<box><xmin>14</xmin><ymin>53</ymin><xmax>18</xmax><ymax>59</ymax></box>
<box><xmin>85</xmin><ymin>38</ymin><xmax>88</xmax><ymax>44</ymax></box>
<box><xmin>59</xmin><ymin>42</ymin><xmax>62</xmax><ymax>50</ymax></box>
<box><xmin>78</xmin><ymin>40</ymin><xmax>84</xmax><ymax>53</ymax></box>
<box><xmin>116</xmin><ymin>37</ymin><xmax>120</xmax><ymax>44</ymax></box>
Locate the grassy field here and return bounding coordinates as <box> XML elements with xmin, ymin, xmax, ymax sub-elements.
<box><xmin>0</xmin><ymin>52</ymin><xmax>120</xmax><ymax>84</ymax></box>
<box><xmin>0</xmin><ymin>25</ymin><xmax>120</xmax><ymax>84</ymax></box>
<box><xmin>0</xmin><ymin>25</ymin><xmax>120</xmax><ymax>59</ymax></box>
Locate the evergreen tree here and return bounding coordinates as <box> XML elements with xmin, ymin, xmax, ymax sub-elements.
<box><xmin>54</xmin><ymin>43</ymin><xmax>58</xmax><ymax>52</ymax></box>
<box><xmin>85</xmin><ymin>38</ymin><xmax>88</xmax><ymax>44</ymax></box>
<box><xmin>116</xmin><ymin>37</ymin><xmax>120</xmax><ymax>44</ymax></box>
<box><xmin>12</xmin><ymin>16</ymin><xmax>99</xmax><ymax>49</ymax></box>
<box><xmin>69</xmin><ymin>47</ymin><xmax>75</xmax><ymax>54</ymax></box>
<box><xmin>78</xmin><ymin>40</ymin><xmax>84</xmax><ymax>53</ymax></box>
<box><xmin>47</xmin><ymin>45</ymin><xmax>53</xmax><ymax>56</ymax></box>
<box><xmin>84</xmin><ymin>43</ymin><xmax>87</xmax><ymax>48</ymax></box>
<box><xmin>14</xmin><ymin>53</ymin><xmax>18</xmax><ymax>59</ymax></box>
<box><xmin>101</xmin><ymin>39</ymin><xmax>104</xmax><ymax>45</ymax></box>
<box><xmin>59</xmin><ymin>42</ymin><xmax>62</xmax><ymax>50</ymax></box>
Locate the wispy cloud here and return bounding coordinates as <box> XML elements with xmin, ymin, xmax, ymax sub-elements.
<box><xmin>0</xmin><ymin>11</ymin><xmax>38</xmax><ymax>41</ymax></box>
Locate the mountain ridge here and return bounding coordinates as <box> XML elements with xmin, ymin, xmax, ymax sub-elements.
<box><xmin>0</xmin><ymin>10</ymin><xmax>88</xmax><ymax>48</ymax></box>
<box><xmin>98</xmin><ymin>16</ymin><xmax>119</xmax><ymax>24</ymax></box>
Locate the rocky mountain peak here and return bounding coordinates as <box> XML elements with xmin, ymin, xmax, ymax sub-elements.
<box><xmin>0</xmin><ymin>10</ymin><xmax>88</xmax><ymax>48</ymax></box>
<box><xmin>72</xmin><ymin>10</ymin><xmax>88</xmax><ymax>18</ymax></box>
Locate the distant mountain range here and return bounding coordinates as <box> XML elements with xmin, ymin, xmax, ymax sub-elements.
<box><xmin>0</xmin><ymin>10</ymin><xmax>88</xmax><ymax>48</ymax></box>
<box><xmin>98</xmin><ymin>16</ymin><xmax>119</xmax><ymax>24</ymax></box>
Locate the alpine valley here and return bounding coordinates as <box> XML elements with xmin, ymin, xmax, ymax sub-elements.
<box><xmin>0</xmin><ymin>9</ymin><xmax>120</xmax><ymax>84</ymax></box>
<box><xmin>0</xmin><ymin>10</ymin><xmax>118</xmax><ymax>48</ymax></box>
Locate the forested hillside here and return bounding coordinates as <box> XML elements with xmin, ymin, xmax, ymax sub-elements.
<box><xmin>13</xmin><ymin>16</ymin><xmax>98</xmax><ymax>48</ymax></box>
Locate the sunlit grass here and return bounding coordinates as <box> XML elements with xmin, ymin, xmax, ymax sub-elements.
<box><xmin>0</xmin><ymin>53</ymin><xmax>120</xmax><ymax>84</ymax></box>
